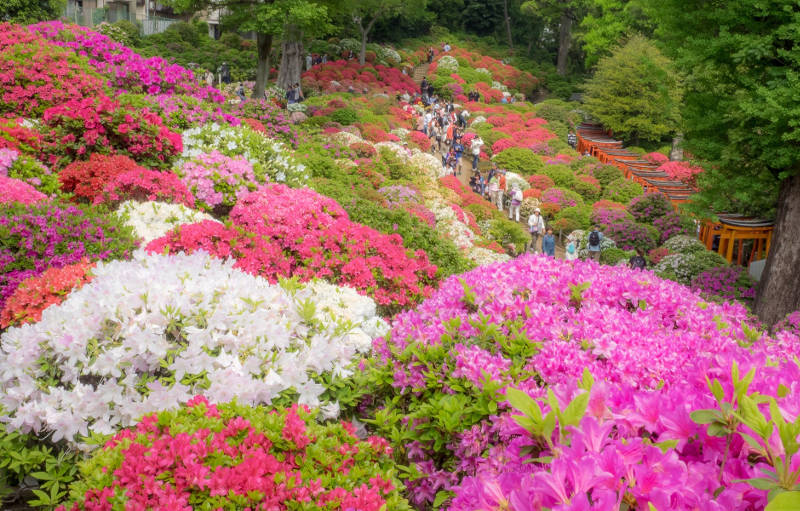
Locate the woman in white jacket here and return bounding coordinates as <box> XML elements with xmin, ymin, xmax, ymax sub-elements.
<box><xmin>527</xmin><ymin>208</ymin><xmax>545</xmax><ymax>253</ymax></box>
<box><xmin>509</xmin><ymin>185</ymin><xmax>523</xmax><ymax>222</ymax></box>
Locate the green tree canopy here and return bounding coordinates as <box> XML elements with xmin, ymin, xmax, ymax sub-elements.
<box><xmin>643</xmin><ymin>0</ymin><xmax>800</xmax><ymax>325</ymax></box>
<box><xmin>0</xmin><ymin>0</ymin><xmax>64</xmax><ymax>23</ymax></box>
<box><xmin>583</xmin><ymin>34</ymin><xmax>682</xmax><ymax>144</ymax></box>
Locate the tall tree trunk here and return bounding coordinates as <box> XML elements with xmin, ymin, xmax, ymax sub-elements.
<box><xmin>503</xmin><ymin>0</ymin><xmax>513</xmax><ymax>49</ymax></box>
<box><xmin>754</xmin><ymin>172</ymin><xmax>800</xmax><ymax>327</ymax></box>
<box><xmin>277</xmin><ymin>25</ymin><xmax>304</xmax><ymax>93</ymax></box>
<box><xmin>356</xmin><ymin>11</ymin><xmax>381</xmax><ymax>65</ymax></box>
<box><xmin>253</xmin><ymin>32</ymin><xmax>273</xmax><ymax>99</ymax></box>
<box><xmin>359</xmin><ymin>27</ymin><xmax>368</xmax><ymax>65</ymax></box>
<box><xmin>556</xmin><ymin>12</ymin><xmax>572</xmax><ymax>76</ymax></box>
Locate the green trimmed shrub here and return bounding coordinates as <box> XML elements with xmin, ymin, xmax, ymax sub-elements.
<box><xmin>329</xmin><ymin>108</ymin><xmax>358</xmax><ymax>126</ymax></box>
<box><xmin>540</xmin><ymin>164</ymin><xmax>577</xmax><ymax>188</ymax></box>
<box><xmin>600</xmin><ymin>247</ymin><xmax>634</xmax><ymax>265</ymax></box>
<box><xmin>593</xmin><ymin>165</ymin><xmax>625</xmax><ymax>187</ymax></box>
<box><xmin>492</xmin><ymin>147</ymin><xmax>545</xmax><ymax>175</ymax></box>
<box><xmin>602</xmin><ymin>178</ymin><xmax>644</xmax><ymax>204</ymax></box>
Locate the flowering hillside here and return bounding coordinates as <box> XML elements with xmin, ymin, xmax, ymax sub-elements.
<box><xmin>0</xmin><ymin>20</ymin><xmax>797</xmax><ymax>511</ymax></box>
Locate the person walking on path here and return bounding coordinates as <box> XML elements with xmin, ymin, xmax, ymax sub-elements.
<box><xmin>528</xmin><ymin>207</ymin><xmax>545</xmax><ymax>252</ymax></box>
<box><xmin>542</xmin><ymin>228</ymin><xmax>556</xmax><ymax>257</ymax></box>
<box><xmin>471</xmin><ymin>136</ymin><xmax>483</xmax><ymax>171</ymax></box>
<box><xmin>509</xmin><ymin>185</ymin><xmax>523</xmax><ymax>222</ymax></box>
<box><xmin>588</xmin><ymin>225</ymin><xmax>604</xmax><ymax>261</ymax></box>
<box><xmin>565</xmin><ymin>235</ymin><xmax>579</xmax><ymax>261</ymax></box>
<box><xmin>496</xmin><ymin>169</ymin><xmax>507</xmax><ymax>211</ymax></box>
<box><xmin>488</xmin><ymin>172</ymin><xmax>500</xmax><ymax>209</ymax></box>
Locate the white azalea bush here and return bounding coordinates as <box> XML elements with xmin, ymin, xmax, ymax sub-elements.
<box><xmin>117</xmin><ymin>200</ymin><xmax>219</xmax><ymax>243</ymax></box>
<box><xmin>180</xmin><ymin>123</ymin><xmax>308</xmax><ymax>185</ymax></box>
<box><xmin>438</xmin><ymin>55</ymin><xmax>459</xmax><ymax>73</ymax></box>
<box><xmin>0</xmin><ymin>251</ymin><xmax>388</xmax><ymax>447</ymax></box>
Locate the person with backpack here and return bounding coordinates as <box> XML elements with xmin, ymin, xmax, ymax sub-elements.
<box><xmin>629</xmin><ymin>248</ymin><xmax>647</xmax><ymax>270</ymax></box>
<box><xmin>528</xmin><ymin>207</ymin><xmax>545</xmax><ymax>252</ymax></box>
<box><xmin>542</xmin><ymin>228</ymin><xmax>556</xmax><ymax>257</ymax></box>
<box><xmin>453</xmin><ymin>137</ymin><xmax>464</xmax><ymax>175</ymax></box>
<box><xmin>587</xmin><ymin>226</ymin><xmax>604</xmax><ymax>261</ymax></box>
<box><xmin>509</xmin><ymin>185</ymin><xmax>523</xmax><ymax>222</ymax></box>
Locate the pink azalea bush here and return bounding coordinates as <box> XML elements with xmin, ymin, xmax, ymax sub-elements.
<box><xmin>58</xmin><ymin>398</ymin><xmax>410</xmax><ymax>511</ymax></box>
<box><xmin>178</xmin><ymin>151</ymin><xmax>262</xmax><ymax>211</ymax></box>
<box><xmin>691</xmin><ymin>266</ymin><xmax>756</xmax><ymax>301</ymax></box>
<box><xmin>29</xmin><ymin>21</ymin><xmax>224</xmax><ymax>103</ymax></box>
<box><xmin>0</xmin><ymin>175</ymin><xmax>47</xmax><ymax>205</ymax></box>
<box><xmin>0</xmin><ymin>23</ymin><xmax>106</xmax><ymax>117</ymax></box>
<box><xmin>658</xmin><ymin>160</ymin><xmax>703</xmax><ymax>184</ymax></box>
<box><xmin>342</xmin><ymin>255</ymin><xmax>800</xmax><ymax>510</ymax></box>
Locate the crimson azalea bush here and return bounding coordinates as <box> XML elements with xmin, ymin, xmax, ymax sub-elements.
<box><xmin>95</xmin><ymin>168</ymin><xmax>194</xmax><ymax>207</ymax></box>
<box><xmin>41</xmin><ymin>95</ymin><xmax>182</xmax><ymax>169</ymax></box>
<box><xmin>330</xmin><ymin>255</ymin><xmax>800</xmax><ymax>510</ymax></box>
<box><xmin>230</xmin><ymin>185</ymin><xmax>437</xmax><ymax>312</ymax></box>
<box><xmin>0</xmin><ymin>201</ymin><xmax>137</xmax><ymax>310</ymax></box>
<box><xmin>59</xmin><ymin>153</ymin><xmax>145</xmax><ymax>202</ymax></box>
<box><xmin>59</xmin><ymin>398</ymin><xmax>411</xmax><ymax>511</ymax></box>
<box><xmin>302</xmin><ymin>59</ymin><xmax>416</xmax><ymax>94</ymax></box>
<box><xmin>409</xmin><ymin>130</ymin><xmax>432</xmax><ymax>152</ymax></box>
<box><xmin>153</xmin><ymin>185</ymin><xmax>437</xmax><ymax>313</ymax></box>
<box><xmin>0</xmin><ymin>118</ymin><xmax>43</xmax><ymax>154</ymax></box>
<box><xmin>0</xmin><ymin>23</ymin><xmax>106</xmax><ymax>117</ymax></box>
<box><xmin>0</xmin><ymin>259</ymin><xmax>95</xmax><ymax>328</ymax></box>
<box><xmin>145</xmin><ymin>219</ymin><xmax>293</xmax><ymax>278</ymax></box>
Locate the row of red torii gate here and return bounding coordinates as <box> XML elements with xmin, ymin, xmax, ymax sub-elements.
<box><xmin>577</xmin><ymin>123</ymin><xmax>773</xmax><ymax>267</ymax></box>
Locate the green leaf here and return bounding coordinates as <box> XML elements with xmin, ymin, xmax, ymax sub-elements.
<box><xmin>505</xmin><ymin>388</ymin><xmax>543</xmax><ymax>422</ymax></box>
<box><xmin>766</xmin><ymin>491</ymin><xmax>800</xmax><ymax>510</ymax></box>
<box><xmin>690</xmin><ymin>409</ymin><xmax>721</xmax><ymax>425</ymax></box>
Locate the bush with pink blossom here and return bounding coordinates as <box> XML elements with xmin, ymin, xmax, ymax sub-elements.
<box><xmin>177</xmin><ymin>151</ymin><xmax>263</xmax><ymax>213</ymax></box>
<box><xmin>335</xmin><ymin>255</ymin><xmax>800</xmax><ymax>510</ymax></box>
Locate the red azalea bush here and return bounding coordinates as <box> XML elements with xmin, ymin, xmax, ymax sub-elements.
<box><xmin>0</xmin><ymin>23</ymin><xmax>106</xmax><ymax>117</ymax></box>
<box><xmin>146</xmin><ymin>219</ymin><xmax>293</xmax><ymax>278</ymax></box>
<box><xmin>95</xmin><ymin>168</ymin><xmax>195</xmax><ymax>207</ymax></box>
<box><xmin>408</xmin><ymin>130</ymin><xmax>431</xmax><ymax>152</ymax></box>
<box><xmin>0</xmin><ymin>176</ymin><xmax>48</xmax><ymax>205</ymax></box>
<box><xmin>59</xmin><ymin>153</ymin><xmax>145</xmax><ymax>202</ymax></box>
<box><xmin>522</xmin><ymin>188</ymin><xmax>542</xmax><ymax>199</ymax></box>
<box><xmin>41</xmin><ymin>95</ymin><xmax>182</xmax><ymax>169</ymax></box>
<box><xmin>360</xmin><ymin>125</ymin><xmax>393</xmax><ymax>143</ymax></box>
<box><xmin>648</xmin><ymin>246</ymin><xmax>671</xmax><ymax>265</ymax></box>
<box><xmin>0</xmin><ymin>118</ymin><xmax>43</xmax><ymax>154</ymax></box>
<box><xmin>302</xmin><ymin>60</ymin><xmax>416</xmax><ymax>94</ymax></box>
<box><xmin>58</xmin><ymin>399</ymin><xmax>409</xmax><ymax>511</ymax></box>
<box><xmin>350</xmin><ymin>142</ymin><xmax>377</xmax><ymax>158</ymax></box>
<box><xmin>592</xmin><ymin>199</ymin><xmax>627</xmax><ymax>211</ymax></box>
<box><xmin>0</xmin><ymin>259</ymin><xmax>95</xmax><ymax>328</ymax></box>
<box><xmin>228</xmin><ymin>185</ymin><xmax>437</xmax><ymax>312</ymax></box>
<box><xmin>526</xmin><ymin>174</ymin><xmax>555</xmax><ymax>190</ymax></box>
<box><xmin>450</xmin><ymin>204</ymin><xmax>480</xmax><ymax>234</ymax></box>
